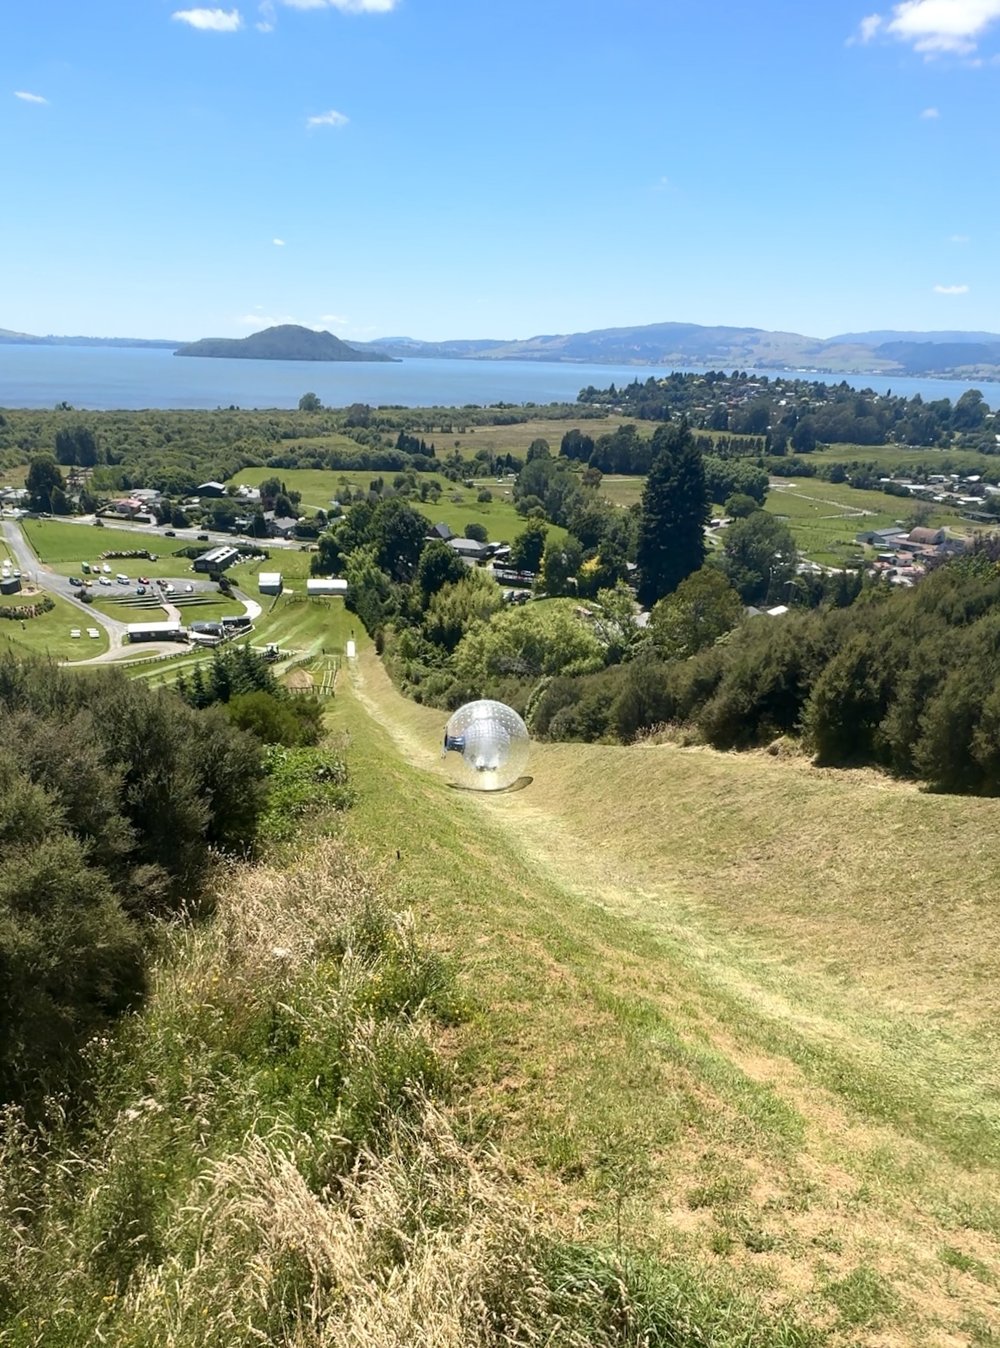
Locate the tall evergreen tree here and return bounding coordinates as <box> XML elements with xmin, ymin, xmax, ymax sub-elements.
<box><xmin>635</xmin><ymin>421</ymin><xmax>708</xmax><ymax>608</ymax></box>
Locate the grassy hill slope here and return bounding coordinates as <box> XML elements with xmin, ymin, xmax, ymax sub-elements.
<box><xmin>332</xmin><ymin>639</ymin><xmax>1000</xmax><ymax>1345</ymax></box>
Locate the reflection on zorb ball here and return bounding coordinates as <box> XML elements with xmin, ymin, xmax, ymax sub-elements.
<box><xmin>442</xmin><ymin>699</ymin><xmax>530</xmax><ymax>791</ymax></box>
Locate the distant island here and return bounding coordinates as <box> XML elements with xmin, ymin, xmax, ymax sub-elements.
<box><xmin>173</xmin><ymin>325</ymin><xmax>397</xmax><ymax>363</ymax></box>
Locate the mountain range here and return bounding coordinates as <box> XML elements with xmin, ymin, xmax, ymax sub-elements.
<box><xmin>4</xmin><ymin>320</ymin><xmax>1000</xmax><ymax>379</ymax></box>
<box><xmin>357</xmin><ymin>323</ymin><xmax>1000</xmax><ymax>378</ymax></box>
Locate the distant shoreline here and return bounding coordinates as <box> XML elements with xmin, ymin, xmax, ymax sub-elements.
<box><xmin>1</xmin><ymin>345</ymin><xmax>998</xmax><ymax>413</ymax></box>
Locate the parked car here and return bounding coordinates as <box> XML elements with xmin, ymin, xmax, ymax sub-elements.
<box><xmin>197</xmin><ymin>533</ymin><xmax>209</xmax><ymax>541</ymax></box>
<box><xmin>136</xmin><ymin>585</ymin><xmax>146</xmax><ymax>596</ymax></box>
<box><xmin>99</xmin><ymin>576</ymin><xmax>112</xmax><ymax>586</ymax></box>
<box><xmin>137</xmin><ymin>575</ymin><xmax>150</xmax><ymax>584</ymax></box>
<box><xmin>69</xmin><ymin>576</ymin><xmax>83</xmax><ymax>587</ymax></box>
<box><xmin>165</xmin><ymin>530</ymin><xmax>176</xmax><ymax>537</ymax></box>
<box><xmin>185</xmin><ymin>583</ymin><xmax>193</xmax><ymax>593</ymax></box>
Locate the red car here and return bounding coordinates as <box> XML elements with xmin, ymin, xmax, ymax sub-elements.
<box><xmin>137</xmin><ymin>575</ymin><xmax>150</xmax><ymax>584</ymax></box>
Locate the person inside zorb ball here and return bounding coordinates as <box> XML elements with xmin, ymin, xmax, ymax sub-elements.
<box><xmin>442</xmin><ymin>699</ymin><xmax>530</xmax><ymax>791</ymax></box>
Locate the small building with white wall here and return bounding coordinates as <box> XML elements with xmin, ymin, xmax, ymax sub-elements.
<box><xmin>126</xmin><ymin>621</ymin><xmax>187</xmax><ymax>644</ymax></box>
<box><xmin>306</xmin><ymin>578</ymin><xmax>348</xmax><ymax>596</ymax></box>
<box><xmin>258</xmin><ymin>572</ymin><xmax>283</xmax><ymax>595</ymax></box>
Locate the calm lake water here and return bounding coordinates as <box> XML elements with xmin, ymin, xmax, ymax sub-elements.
<box><xmin>0</xmin><ymin>343</ymin><xmax>997</xmax><ymax>412</ymax></box>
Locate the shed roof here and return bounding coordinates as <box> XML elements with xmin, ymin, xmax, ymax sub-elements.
<box><xmin>306</xmin><ymin>578</ymin><xmax>348</xmax><ymax>593</ymax></box>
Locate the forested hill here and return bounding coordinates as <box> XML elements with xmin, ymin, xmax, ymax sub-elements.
<box><xmin>174</xmin><ymin>324</ymin><xmax>397</xmax><ymax>363</ymax></box>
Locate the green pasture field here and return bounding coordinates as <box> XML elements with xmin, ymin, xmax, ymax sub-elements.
<box><xmin>231</xmin><ymin>467</ymin><xmax>561</xmax><ymax>547</ymax></box>
<box><xmin>22</xmin><ymin>519</ymin><xmax>199</xmax><ymax>578</ymax></box>
<box><xmin>0</xmin><ymin>590</ymin><xmax>109</xmax><ymax>660</ymax></box>
<box><xmin>806</xmin><ymin>442</ymin><xmax>1000</xmax><ymax>476</ymax></box>
<box><xmin>411</xmin><ymin>483</ymin><xmax>563</xmax><ymax>545</ymax></box>
<box><xmin>599</xmin><ymin>474</ymin><xmax>645</xmax><ymax>509</ymax></box>
<box><xmin>233</xmin><ymin>465</ymin><xmax>385</xmax><ymax>512</ymax></box>
<box><xmin>600</xmin><ymin>472</ymin><xmax>974</xmax><ymax>567</ymax></box>
<box><xmin>326</xmin><ymin>639</ymin><xmax>1000</xmax><ymax>1347</ymax></box>
<box><xmin>765</xmin><ymin>478</ymin><xmax>968</xmax><ymax>567</ymax></box>
<box><xmin>228</xmin><ymin>544</ymin><xmax>315</xmax><ymax>592</ymax></box>
<box><xmin>444</xmin><ymin>414</ymin><xmax>660</xmax><ymax>458</ymax></box>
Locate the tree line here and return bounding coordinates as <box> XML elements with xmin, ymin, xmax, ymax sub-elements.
<box><xmin>577</xmin><ymin>371</ymin><xmax>995</xmax><ymax>452</ymax></box>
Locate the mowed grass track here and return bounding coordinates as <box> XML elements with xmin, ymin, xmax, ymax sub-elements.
<box><xmin>328</xmin><ymin>643</ymin><xmax>1000</xmax><ymax>1346</ymax></box>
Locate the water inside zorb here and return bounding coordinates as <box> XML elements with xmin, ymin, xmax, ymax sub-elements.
<box><xmin>442</xmin><ymin>699</ymin><xmax>530</xmax><ymax>791</ymax></box>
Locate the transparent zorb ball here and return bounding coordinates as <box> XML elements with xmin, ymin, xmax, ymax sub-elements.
<box><xmin>442</xmin><ymin>699</ymin><xmax>530</xmax><ymax>791</ymax></box>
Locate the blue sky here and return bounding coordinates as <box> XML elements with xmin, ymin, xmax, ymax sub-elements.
<box><xmin>4</xmin><ymin>0</ymin><xmax>999</xmax><ymax>341</ymax></box>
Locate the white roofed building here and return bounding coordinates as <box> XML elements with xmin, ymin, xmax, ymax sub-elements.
<box><xmin>306</xmin><ymin>578</ymin><xmax>348</xmax><ymax>596</ymax></box>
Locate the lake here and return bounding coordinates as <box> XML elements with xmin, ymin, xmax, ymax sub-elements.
<box><xmin>0</xmin><ymin>343</ymin><xmax>997</xmax><ymax>412</ymax></box>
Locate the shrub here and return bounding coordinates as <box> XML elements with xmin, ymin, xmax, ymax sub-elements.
<box><xmin>260</xmin><ymin>746</ymin><xmax>353</xmax><ymax>841</ymax></box>
<box><xmin>0</xmin><ymin>757</ymin><xmax>146</xmax><ymax>1107</ymax></box>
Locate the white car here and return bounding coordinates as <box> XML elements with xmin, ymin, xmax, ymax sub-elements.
<box><xmin>99</xmin><ymin>576</ymin><xmax>112</xmax><ymax>586</ymax></box>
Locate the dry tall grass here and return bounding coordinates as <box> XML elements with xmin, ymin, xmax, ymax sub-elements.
<box><xmin>1</xmin><ymin>838</ymin><xmax>814</xmax><ymax>1347</ymax></box>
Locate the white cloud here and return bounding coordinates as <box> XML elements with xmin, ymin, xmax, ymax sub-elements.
<box><xmin>855</xmin><ymin>12</ymin><xmax>883</xmax><ymax>40</ymax></box>
<box><xmin>319</xmin><ymin>313</ymin><xmax>348</xmax><ymax>325</ymax></box>
<box><xmin>306</xmin><ymin>108</ymin><xmax>348</xmax><ymax>128</ymax></box>
<box><xmin>933</xmin><ymin>283</ymin><xmax>970</xmax><ymax>294</ymax></box>
<box><xmin>14</xmin><ymin>90</ymin><xmax>47</xmax><ymax>104</ymax></box>
<box><xmin>172</xmin><ymin>7</ymin><xmax>244</xmax><ymax>31</ymax></box>
<box><xmin>272</xmin><ymin>237</ymin><xmax>285</xmax><ymax>246</ymax></box>
<box><xmin>855</xmin><ymin>1</ymin><xmax>1000</xmax><ymax>55</ymax></box>
<box><xmin>256</xmin><ymin>0</ymin><xmax>275</xmax><ymax>27</ymax></box>
<box><xmin>237</xmin><ymin>312</ymin><xmax>300</xmax><ymax>326</ymax></box>
<box><xmin>920</xmin><ymin>105</ymin><xmax>940</xmax><ymax>116</ymax></box>
<box><xmin>949</xmin><ymin>232</ymin><xmax>970</xmax><ymax>242</ymax></box>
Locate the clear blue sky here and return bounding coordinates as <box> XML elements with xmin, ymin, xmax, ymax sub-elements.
<box><xmin>4</xmin><ymin>0</ymin><xmax>999</xmax><ymax>341</ymax></box>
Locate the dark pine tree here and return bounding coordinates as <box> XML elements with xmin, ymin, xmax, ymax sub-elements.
<box><xmin>636</xmin><ymin>420</ymin><xmax>708</xmax><ymax>608</ymax></box>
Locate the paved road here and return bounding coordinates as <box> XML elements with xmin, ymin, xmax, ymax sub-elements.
<box><xmin>2</xmin><ymin>518</ymin><xmax>130</xmax><ymax>646</ymax></box>
<box><xmin>2</xmin><ymin>519</ymin><xmax>260</xmax><ymax>662</ymax></box>
<box><xmin>54</xmin><ymin>513</ymin><xmax>304</xmax><ymax>553</ymax></box>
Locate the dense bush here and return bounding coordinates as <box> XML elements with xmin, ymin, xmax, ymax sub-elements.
<box><xmin>176</xmin><ymin>646</ymin><xmax>324</xmax><ymax>745</ymax></box>
<box><xmin>520</xmin><ymin>553</ymin><xmax>1000</xmax><ymax>794</ymax></box>
<box><xmin>0</xmin><ymin>654</ymin><xmax>268</xmax><ymax>1108</ymax></box>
